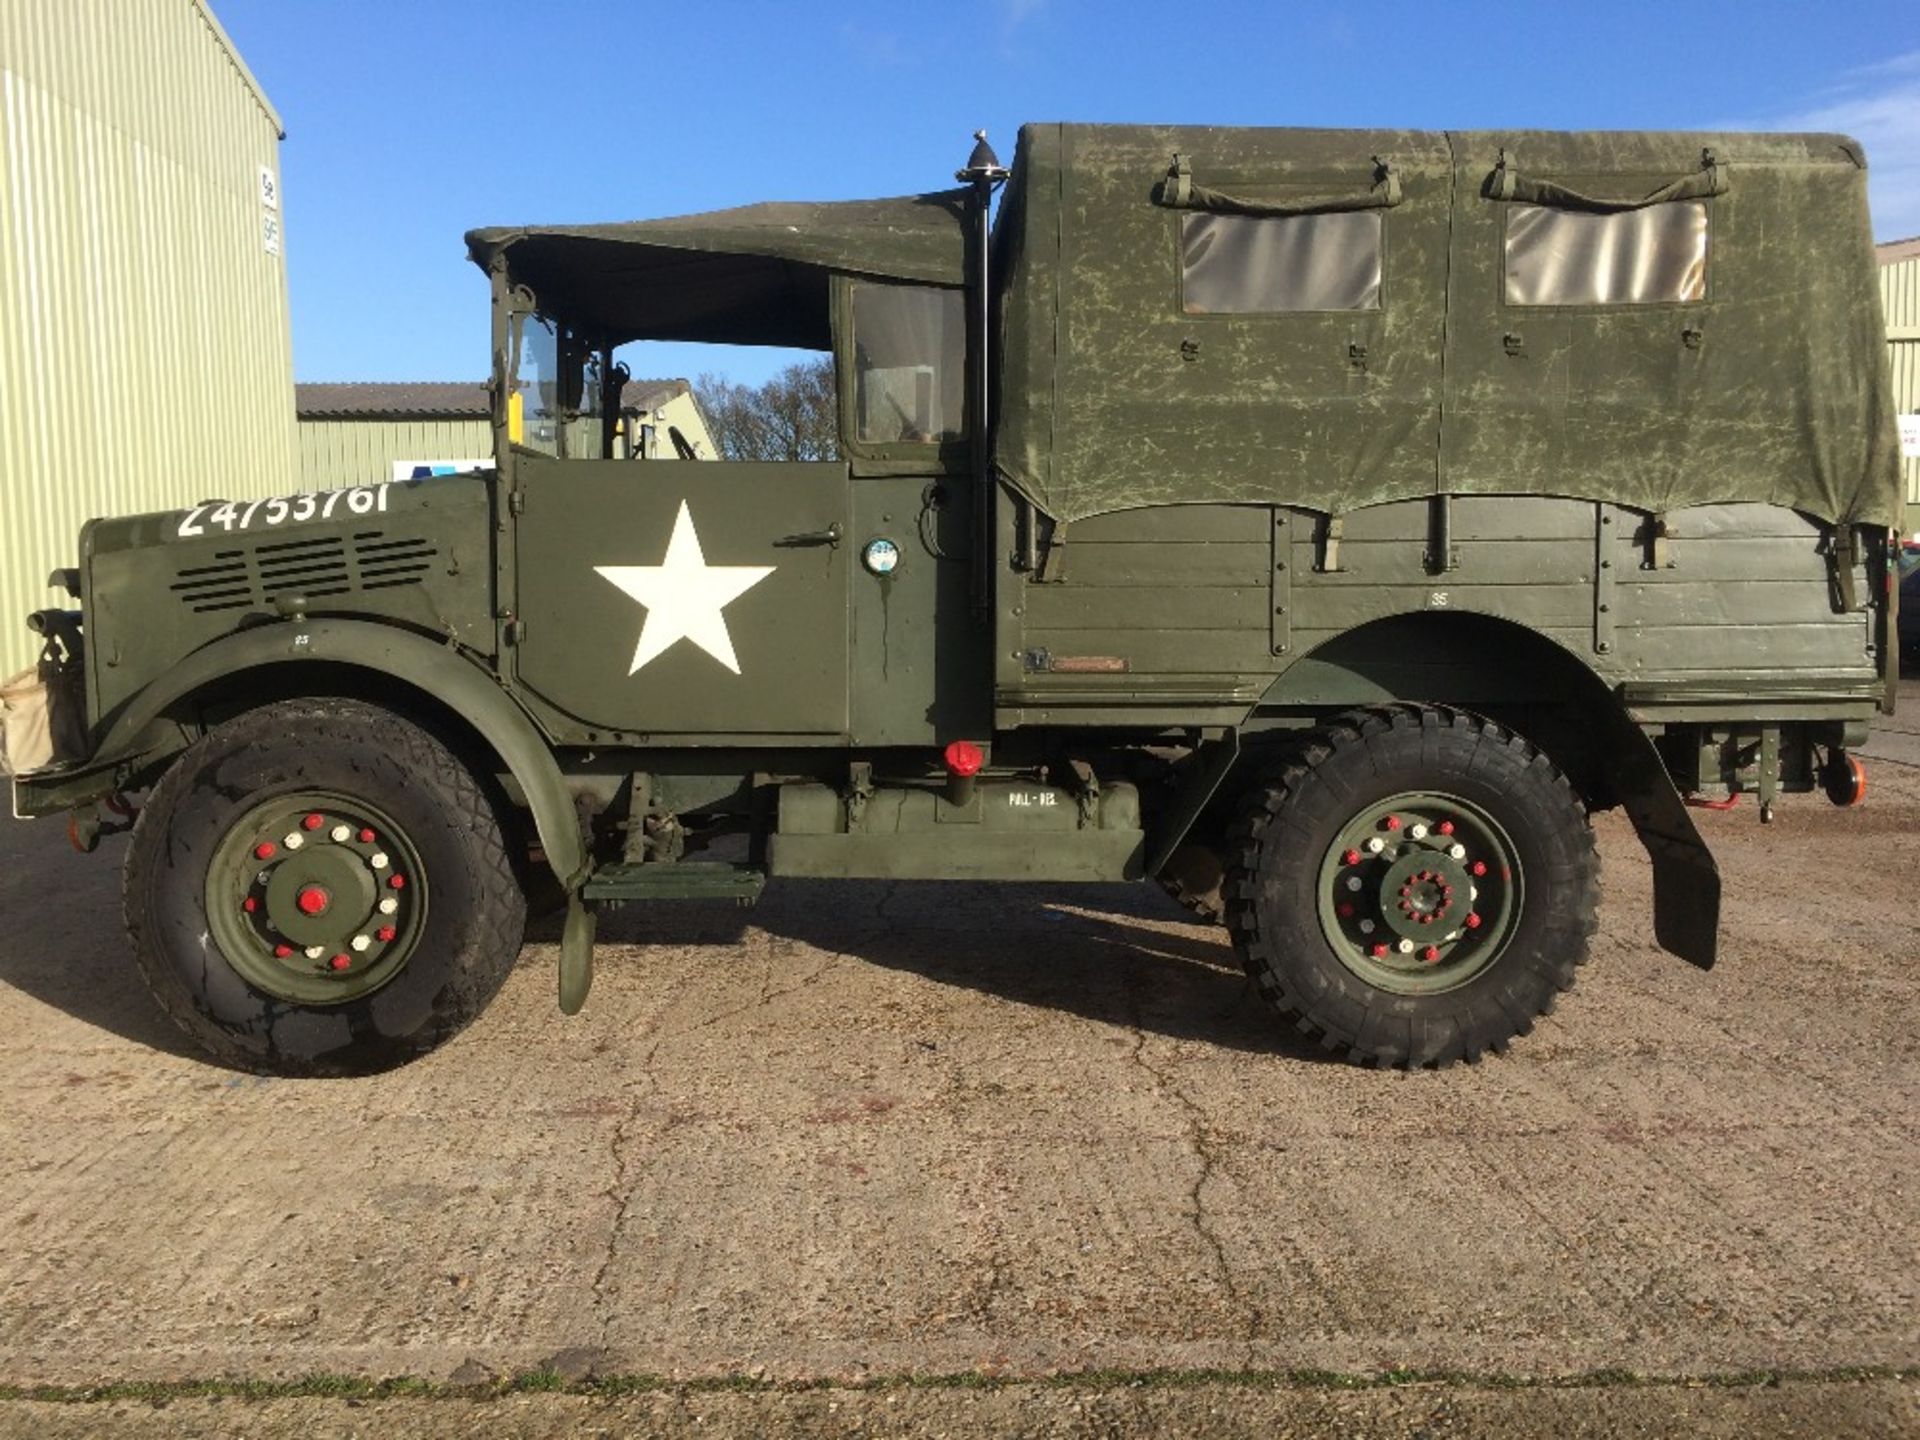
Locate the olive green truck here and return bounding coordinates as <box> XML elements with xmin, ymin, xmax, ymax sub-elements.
<box><xmin>6</xmin><ymin>126</ymin><xmax>1902</xmax><ymax>1074</ymax></box>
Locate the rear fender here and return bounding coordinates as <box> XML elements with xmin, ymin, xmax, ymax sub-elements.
<box><xmin>1255</xmin><ymin>612</ymin><xmax>1720</xmax><ymax>967</ymax></box>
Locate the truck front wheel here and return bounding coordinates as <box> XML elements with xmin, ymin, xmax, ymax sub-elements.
<box><xmin>1226</xmin><ymin>705</ymin><xmax>1598</xmax><ymax>1067</ymax></box>
<box><xmin>123</xmin><ymin>698</ymin><xmax>527</xmax><ymax>1075</ymax></box>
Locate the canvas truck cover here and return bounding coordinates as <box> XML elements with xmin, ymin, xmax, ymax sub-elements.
<box><xmin>466</xmin><ymin>191</ymin><xmax>967</xmax><ymax>349</ymax></box>
<box><xmin>995</xmin><ymin>124</ymin><xmax>1902</xmax><ymax>528</ymax></box>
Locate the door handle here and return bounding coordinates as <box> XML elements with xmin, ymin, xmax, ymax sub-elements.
<box><xmin>774</xmin><ymin>522</ymin><xmax>842</xmax><ymax>548</ymax></box>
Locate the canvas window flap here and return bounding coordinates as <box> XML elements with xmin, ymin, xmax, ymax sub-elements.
<box><xmin>1155</xmin><ymin>151</ymin><xmax>1403</xmax><ymax>217</ymax></box>
<box><xmin>1483</xmin><ymin>151</ymin><xmax>1728</xmax><ymax>213</ymax></box>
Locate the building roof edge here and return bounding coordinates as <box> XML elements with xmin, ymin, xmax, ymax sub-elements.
<box><xmin>192</xmin><ymin>0</ymin><xmax>285</xmax><ymax>140</ymax></box>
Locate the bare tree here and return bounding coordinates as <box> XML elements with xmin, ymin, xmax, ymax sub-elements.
<box><xmin>696</xmin><ymin>358</ymin><xmax>839</xmax><ymax>462</ymax></box>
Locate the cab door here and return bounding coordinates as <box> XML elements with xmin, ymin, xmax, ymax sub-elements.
<box><xmin>512</xmin><ymin>453</ymin><xmax>850</xmax><ymax>740</ymax></box>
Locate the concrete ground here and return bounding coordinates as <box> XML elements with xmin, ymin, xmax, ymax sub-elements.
<box><xmin>1</xmin><ymin>684</ymin><xmax>1916</xmax><ymax>1437</ymax></box>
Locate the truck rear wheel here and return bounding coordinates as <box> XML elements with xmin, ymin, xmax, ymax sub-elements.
<box><xmin>123</xmin><ymin>698</ymin><xmax>526</xmax><ymax>1075</ymax></box>
<box><xmin>1225</xmin><ymin>705</ymin><xmax>1597</xmax><ymax>1068</ymax></box>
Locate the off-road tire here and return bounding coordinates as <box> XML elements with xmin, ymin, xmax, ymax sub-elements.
<box><xmin>124</xmin><ymin>698</ymin><xmax>527</xmax><ymax>1075</ymax></box>
<box><xmin>1225</xmin><ymin>704</ymin><xmax>1598</xmax><ymax>1068</ymax></box>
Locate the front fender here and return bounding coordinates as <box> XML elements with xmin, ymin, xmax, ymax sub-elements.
<box><xmin>90</xmin><ymin>620</ymin><xmax>587</xmax><ymax>888</ymax></box>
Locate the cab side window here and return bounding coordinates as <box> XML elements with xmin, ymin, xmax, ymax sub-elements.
<box><xmin>850</xmin><ymin>284</ymin><xmax>965</xmax><ymax>444</ymax></box>
<box><xmin>1503</xmin><ymin>201</ymin><xmax>1708</xmax><ymax>306</ymax></box>
<box><xmin>1180</xmin><ymin>211</ymin><xmax>1383</xmax><ymax>313</ymax></box>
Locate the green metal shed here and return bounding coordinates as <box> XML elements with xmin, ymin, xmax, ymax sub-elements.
<box><xmin>1881</xmin><ymin>236</ymin><xmax>1920</xmax><ymax>512</ymax></box>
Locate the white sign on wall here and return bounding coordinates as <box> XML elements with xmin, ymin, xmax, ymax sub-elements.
<box><xmin>259</xmin><ymin>165</ymin><xmax>279</xmax><ymax>210</ymax></box>
<box><xmin>1899</xmin><ymin>414</ymin><xmax>1920</xmax><ymax>459</ymax></box>
<box><xmin>261</xmin><ymin>212</ymin><xmax>280</xmax><ymax>256</ymax></box>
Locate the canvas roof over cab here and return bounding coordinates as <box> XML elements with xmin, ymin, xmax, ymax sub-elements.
<box><xmin>466</xmin><ymin>191</ymin><xmax>967</xmax><ymax>350</ymax></box>
<box><xmin>995</xmin><ymin>123</ymin><xmax>1902</xmax><ymax>528</ymax></box>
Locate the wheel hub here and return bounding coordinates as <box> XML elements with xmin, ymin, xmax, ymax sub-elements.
<box><xmin>1315</xmin><ymin>794</ymin><xmax>1519</xmax><ymax>995</ymax></box>
<box><xmin>205</xmin><ymin>793</ymin><xmax>426</xmax><ymax>1005</ymax></box>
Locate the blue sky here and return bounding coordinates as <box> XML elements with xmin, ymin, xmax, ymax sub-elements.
<box><xmin>216</xmin><ymin>0</ymin><xmax>1920</xmax><ymax>388</ymax></box>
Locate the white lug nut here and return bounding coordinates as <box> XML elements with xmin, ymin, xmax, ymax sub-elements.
<box><xmin>1397</xmin><ymin>938</ymin><xmax>1414</xmax><ymax>954</ymax></box>
<box><xmin>1359</xmin><ymin>919</ymin><xmax>1375</xmax><ymax>934</ymax></box>
<box><xmin>283</xmin><ymin>832</ymin><xmax>304</xmax><ymax>850</ymax></box>
<box><xmin>350</xmin><ymin>934</ymin><xmax>371</xmax><ymax>953</ymax></box>
<box><xmin>370</xmin><ymin>852</ymin><xmax>390</xmax><ymax>869</ymax></box>
<box><xmin>1345</xmin><ymin>875</ymin><xmax>1363</xmax><ymax>892</ymax></box>
<box><xmin>1449</xmin><ymin>843</ymin><xmax>1466</xmax><ymax>860</ymax></box>
<box><xmin>1410</xmin><ymin>823</ymin><xmax>1428</xmax><ymax>840</ymax></box>
<box><xmin>330</xmin><ymin>824</ymin><xmax>352</xmax><ymax>843</ymax></box>
<box><xmin>1365</xmin><ymin>837</ymin><xmax>1386</xmax><ymax>854</ymax></box>
<box><xmin>1471</xmin><ymin>885</ymin><xmax>1479</xmax><ymax>902</ymax></box>
<box><xmin>378</xmin><ymin>896</ymin><xmax>399</xmax><ymax>915</ymax></box>
<box><xmin>304</xmin><ymin>945</ymin><xmax>323</xmax><ymax>960</ymax></box>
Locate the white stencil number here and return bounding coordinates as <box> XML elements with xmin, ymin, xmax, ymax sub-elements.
<box><xmin>178</xmin><ymin>484</ymin><xmax>393</xmax><ymax>540</ymax></box>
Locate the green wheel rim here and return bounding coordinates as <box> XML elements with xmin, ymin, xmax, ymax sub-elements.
<box><xmin>204</xmin><ymin>790</ymin><xmax>429</xmax><ymax>1005</ymax></box>
<box><xmin>1313</xmin><ymin>790</ymin><xmax>1521</xmax><ymax>996</ymax></box>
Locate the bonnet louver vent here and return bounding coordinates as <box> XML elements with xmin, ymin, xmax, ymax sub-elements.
<box><xmin>354</xmin><ymin>533</ymin><xmax>438</xmax><ymax>590</ymax></box>
<box><xmin>168</xmin><ymin>529</ymin><xmax>439</xmax><ymax>614</ymax></box>
<box><xmin>169</xmin><ymin>551</ymin><xmax>252</xmax><ymax>613</ymax></box>
<box><xmin>256</xmin><ymin>535</ymin><xmax>350</xmax><ymax>600</ymax></box>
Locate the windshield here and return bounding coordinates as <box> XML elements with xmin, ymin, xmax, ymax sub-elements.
<box><xmin>509</xmin><ymin>313</ymin><xmax>561</xmax><ymax>456</ymax></box>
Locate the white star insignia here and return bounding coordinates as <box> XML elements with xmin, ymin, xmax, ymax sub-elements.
<box><xmin>594</xmin><ymin>500</ymin><xmax>775</xmax><ymax>675</ymax></box>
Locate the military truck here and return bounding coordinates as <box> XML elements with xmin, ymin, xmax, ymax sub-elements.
<box><xmin>6</xmin><ymin>126</ymin><xmax>1902</xmax><ymax>1075</ymax></box>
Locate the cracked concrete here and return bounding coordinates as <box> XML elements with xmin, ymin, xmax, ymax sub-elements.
<box><xmin>1</xmin><ymin>687</ymin><xmax>1918</xmax><ymax>1428</ymax></box>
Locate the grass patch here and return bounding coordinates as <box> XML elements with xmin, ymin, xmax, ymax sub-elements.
<box><xmin>0</xmin><ymin>1363</ymin><xmax>1913</xmax><ymax>1405</ymax></box>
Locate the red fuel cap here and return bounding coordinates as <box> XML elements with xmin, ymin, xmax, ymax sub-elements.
<box><xmin>943</xmin><ymin>740</ymin><xmax>984</xmax><ymax>777</ymax></box>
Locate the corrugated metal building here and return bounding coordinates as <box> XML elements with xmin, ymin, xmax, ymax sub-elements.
<box><xmin>296</xmin><ymin>379</ymin><xmax>713</xmax><ymax>489</ymax></box>
<box><xmin>1882</xmin><ymin>237</ymin><xmax>1920</xmax><ymax>510</ymax></box>
<box><xmin>0</xmin><ymin>0</ymin><xmax>295</xmax><ymax>678</ymax></box>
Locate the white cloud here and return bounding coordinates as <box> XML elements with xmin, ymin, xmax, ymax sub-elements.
<box><xmin>1764</xmin><ymin>50</ymin><xmax>1920</xmax><ymax>241</ymax></box>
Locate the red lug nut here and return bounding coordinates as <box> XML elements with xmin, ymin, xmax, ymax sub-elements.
<box><xmin>253</xmin><ymin>841</ymin><xmax>276</xmax><ymax>861</ymax></box>
<box><xmin>1437</xmin><ymin>820</ymin><xmax>1455</xmax><ymax>836</ymax></box>
<box><xmin>1336</xmin><ymin>902</ymin><xmax>1355</xmax><ymax>919</ymax></box>
<box><xmin>1370</xmin><ymin>943</ymin><xmax>1389</xmax><ymax>958</ymax></box>
<box><xmin>1421</xmin><ymin>945</ymin><xmax>1441</xmax><ymax>963</ymax></box>
<box><xmin>302</xmin><ymin>812</ymin><xmax>324</xmax><ymax>831</ymax></box>
<box><xmin>1470</xmin><ymin>860</ymin><xmax>1488</xmax><ymax>877</ymax></box>
<box><xmin>1341</xmin><ymin>849</ymin><xmax>1361</xmax><ymax>866</ymax></box>
<box><xmin>1384</xmin><ymin>815</ymin><xmax>1402</xmax><ymax>831</ymax></box>
<box><xmin>358</xmin><ymin>828</ymin><xmax>376</xmax><ymax>843</ymax></box>
<box><xmin>388</xmin><ymin>874</ymin><xmax>406</xmax><ymax>890</ymax></box>
<box><xmin>241</xmin><ymin>896</ymin><xmax>257</xmax><ymax>913</ymax></box>
<box><xmin>329</xmin><ymin>954</ymin><xmax>351</xmax><ymax>971</ymax></box>
<box><xmin>296</xmin><ymin>886</ymin><xmax>330</xmax><ymax>916</ymax></box>
<box><xmin>376</xmin><ymin>926</ymin><xmax>397</xmax><ymax>943</ymax></box>
<box><xmin>1465</xmin><ymin>913</ymin><xmax>1483</xmax><ymax>930</ymax></box>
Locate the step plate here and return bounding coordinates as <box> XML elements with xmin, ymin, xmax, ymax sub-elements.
<box><xmin>582</xmin><ymin>862</ymin><xmax>766</xmax><ymax>905</ymax></box>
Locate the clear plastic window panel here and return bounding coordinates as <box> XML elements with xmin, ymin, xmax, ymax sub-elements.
<box><xmin>1504</xmin><ymin>201</ymin><xmax>1708</xmax><ymax>306</ymax></box>
<box><xmin>1180</xmin><ymin>211</ymin><xmax>1383</xmax><ymax>314</ymax></box>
